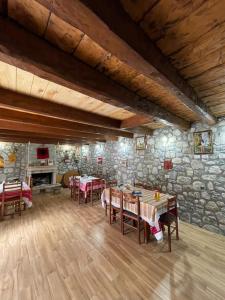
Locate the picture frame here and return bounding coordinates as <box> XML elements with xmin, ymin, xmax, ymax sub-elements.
<box><xmin>48</xmin><ymin>159</ymin><xmax>53</xmax><ymax>166</ymax></box>
<box><xmin>193</xmin><ymin>130</ymin><xmax>213</xmax><ymax>154</ymax></box>
<box><xmin>136</xmin><ymin>136</ymin><xmax>146</xmax><ymax>150</ymax></box>
<box><xmin>121</xmin><ymin>159</ymin><xmax>128</xmax><ymax>167</ymax></box>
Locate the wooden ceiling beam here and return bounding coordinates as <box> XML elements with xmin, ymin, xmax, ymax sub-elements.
<box><xmin>37</xmin><ymin>0</ymin><xmax>215</xmax><ymax>125</ymax></box>
<box><xmin>0</xmin><ymin>135</ymin><xmax>96</xmax><ymax>145</ymax></box>
<box><xmin>129</xmin><ymin>127</ymin><xmax>153</xmax><ymax>136</ymax></box>
<box><xmin>0</xmin><ymin>89</ymin><xmax>120</xmax><ymax>129</ymax></box>
<box><xmin>0</xmin><ymin>0</ymin><xmax>8</xmax><ymax>16</ymax></box>
<box><xmin>120</xmin><ymin>115</ymin><xmax>153</xmax><ymax>129</ymax></box>
<box><xmin>0</xmin><ymin>119</ymin><xmax>118</xmax><ymax>140</ymax></box>
<box><xmin>0</xmin><ymin>18</ymin><xmax>189</xmax><ymax>129</ymax></box>
<box><xmin>0</xmin><ymin>135</ymin><xmax>80</xmax><ymax>144</ymax></box>
<box><xmin>0</xmin><ymin>106</ymin><xmax>133</xmax><ymax>138</ymax></box>
<box><xmin>0</xmin><ymin>130</ymin><xmax>105</xmax><ymax>143</ymax></box>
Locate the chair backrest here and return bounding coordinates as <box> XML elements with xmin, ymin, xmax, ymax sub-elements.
<box><xmin>101</xmin><ymin>179</ymin><xmax>106</xmax><ymax>191</ymax></box>
<box><xmin>134</xmin><ymin>182</ymin><xmax>143</xmax><ymax>188</ymax></box>
<box><xmin>106</xmin><ymin>179</ymin><xmax>117</xmax><ymax>188</ymax></box>
<box><xmin>123</xmin><ymin>192</ymin><xmax>140</xmax><ymax>216</ymax></box>
<box><xmin>92</xmin><ymin>179</ymin><xmax>102</xmax><ymax>190</ymax></box>
<box><xmin>3</xmin><ymin>182</ymin><xmax>22</xmax><ymax>201</ymax></box>
<box><xmin>167</xmin><ymin>197</ymin><xmax>178</xmax><ymax>216</ymax></box>
<box><xmin>142</xmin><ymin>184</ymin><xmax>153</xmax><ymax>190</ymax></box>
<box><xmin>73</xmin><ymin>177</ymin><xmax>80</xmax><ymax>190</ymax></box>
<box><xmin>109</xmin><ymin>187</ymin><xmax>122</xmax><ymax>207</ymax></box>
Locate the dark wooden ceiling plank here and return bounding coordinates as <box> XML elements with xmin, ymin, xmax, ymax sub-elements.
<box><xmin>0</xmin><ymin>119</ymin><xmax>117</xmax><ymax>140</ymax></box>
<box><xmin>129</xmin><ymin>127</ymin><xmax>153</xmax><ymax>135</ymax></box>
<box><xmin>0</xmin><ymin>18</ymin><xmax>189</xmax><ymax>129</ymax></box>
<box><xmin>0</xmin><ymin>135</ymin><xmax>95</xmax><ymax>144</ymax></box>
<box><xmin>0</xmin><ymin>0</ymin><xmax>8</xmax><ymax>16</ymax></box>
<box><xmin>0</xmin><ymin>130</ymin><xmax>105</xmax><ymax>142</ymax></box>
<box><xmin>120</xmin><ymin>115</ymin><xmax>152</xmax><ymax>129</ymax></box>
<box><xmin>0</xmin><ymin>106</ymin><xmax>133</xmax><ymax>138</ymax></box>
<box><xmin>36</xmin><ymin>0</ymin><xmax>215</xmax><ymax>125</ymax></box>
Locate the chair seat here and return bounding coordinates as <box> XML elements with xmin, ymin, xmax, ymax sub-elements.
<box><xmin>111</xmin><ymin>205</ymin><xmax>120</xmax><ymax>212</ymax></box>
<box><xmin>1</xmin><ymin>196</ymin><xmax>22</xmax><ymax>203</ymax></box>
<box><xmin>123</xmin><ymin>210</ymin><xmax>138</xmax><ymax>220</ymax></box>
<box><xmin>159</xmin><ymin>212</ymin><xmax>176</xmax><ymax>225</ymax></box>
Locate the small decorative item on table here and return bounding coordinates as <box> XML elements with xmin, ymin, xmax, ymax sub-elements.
<box><xmin>132</xmin><ymin>190</ymin><xmax>142</xmax><ymax>197</ymax></box>
<box><xmin>154</xmin><ymin>191</ymin><xmax>160</xmax><ymax>201</ymax></box>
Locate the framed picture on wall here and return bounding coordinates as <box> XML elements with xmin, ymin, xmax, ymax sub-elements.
<box><xmin>194</xmin><ymin>130</ymin><xmax>213</xmax><ymax>154</ymax></box>
<box><xmin>136</xmin><ymin>136</ymin><xmax>146</xmax><ymax>150</ymax></box>
<box><xmin>121</xmin><ymin>159</ymin><xmax>128</xmax><ymax>167</ymax></box>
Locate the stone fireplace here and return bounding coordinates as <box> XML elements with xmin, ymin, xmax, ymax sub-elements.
<box><xmin>26</xmin><ymin>166</ymin><xmax>57</xmax><ymax>187</ymax></box>
<box><xmin>31</xmin><ymin>172</ymin><xmax>53</xmax><ymax>186</ymax></box>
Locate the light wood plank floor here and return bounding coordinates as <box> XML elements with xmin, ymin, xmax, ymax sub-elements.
<box><xmin>0</xmin><ymin>190</ymin><xmax>225</xmax><ymax>300</ymax></box>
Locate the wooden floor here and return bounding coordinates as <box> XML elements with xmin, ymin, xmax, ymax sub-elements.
<box><xmin>0</xmin><ymin>190</ymin><xmax>225</xmax><ymax>300</ymax></box>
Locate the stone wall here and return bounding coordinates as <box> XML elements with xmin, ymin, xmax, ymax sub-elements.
<box><xmin>80</xmin><ymin>119</ymin><xmax>225</xmax><ymax>236</ymax></box>
<box><xmin>0</xmin><ymin>142</ymin><xmax>27</xmax><ymax>182</ymax></box>
<box><xmin>80</xmin><ymin>143</ymin><xmax>116</xmax><ymax>179</ymax></box>
<box><xmin>56</xmin><ymin>145</ymin><xmax>81</xmax><ymax>175</ymax></box>
<box><xmin>0</xmin><ymin>142</ymin><xmax>81</xmax><ymax>180</ymax></box>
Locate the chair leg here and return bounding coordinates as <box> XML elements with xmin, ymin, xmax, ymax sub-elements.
<box><xmin>105</xmin><ymin>204</ymin><xmax>107</xmax><ymax>216</ymax></box>
<box><xmin>122</xmin><ymin>214</ymin><xmax>124</xmax><ymax>235</ymax></box>
<box><xmin>120</xmin><ymin>210</ymin><xmax>123</xmax><ymax>233</ymax></box>
<box><xmin>72</xmin><ymin>187</ymin><xmax>75</xmax><ymax>201</ymax></box>
<box><xmin>109</xmin><ymin>204</ymin><xmax>112</xmax><ymax>224</ymax></box>
<box><xmin>138</xmin><ymin>218</ymin><xmax>141</xmax><ymax>244</ymax></box>
<box><xmin>78</xmin><ymin>190</ymin><xmax>80</xmax><ymax>205</ymax></box>
<box><xmin>168</xmin><ymin>225</ymin><xmax>171</xmax><ymax>252</ymax></box>
<box><xmin>113</xmin><ymin>209</ymin><xmax>117</xmax><ymax>222</ymax></box>
<box><xmin>176</xmin><ymin>219</ymin><xmax>179</xmax><ymax>240</ymax></box>
<box><xmin>19</xmin><ymin>201</ymin><xmax>22</xmax><ymax>216</ymax></box>
<box><xmin>1</xmin><ymin>203</ymin><xmax>4</xmax><ymax>220</ymax></box>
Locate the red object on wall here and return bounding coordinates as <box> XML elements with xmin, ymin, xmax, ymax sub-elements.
<box><xmin>164</xmin><ymin>159</ymin><xmax>173</xmax><ymax>170</ymax></box>
<box><xmin>37</xmin><ymin>148</ymin><xmax>49</xmax><ymax>159</ymax></box>
<box><xmin>97</xmin><ymin>157</ymin><xmax>103</xmax><ymax>164</ymax></box>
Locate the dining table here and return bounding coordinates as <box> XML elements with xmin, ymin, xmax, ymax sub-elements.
<box><xmin>69</xmin><ymin>176</ymin><xmax>104</xmax><ymax>199</ymax></box>
<box><xmin>101</xmin><ymin>186</ymin><xmax>175</xmax><ymax>241</ymax></box>
<box><xmin>0</xmin><ymin>181</ymin><xmax>32</xmax><ymax>208</ymax></box>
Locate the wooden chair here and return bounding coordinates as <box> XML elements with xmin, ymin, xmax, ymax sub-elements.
<box><xmin>90</xmin><ymin>179</ymin><xmax>102</xmax><ymax>206</ymax></box>
<box><xmin>134</xmin><ymin>181</ymin><xmax>144</xmax><ymax>188</ymax></box>
<box><xmin>159</xmin><ymin>197</ymin><xmax>179</xmax><ymax>252</ymax></box>
<box><xmin>106</xmin><ymin>179</ymin><xmax>118</xmax><ymax>188</ymax></box>
<box><xmin>121</xmin><ymin>192</ymin><xmax>144</xmax><ymax>244</ymax></box>
<box><xmin>109</xmin><ymin>187</ymin><xmax>122</xmax><ymax>229</ymax></box>
<box><xmin>70</xmin><ymin>176</ymin><xmax>76</xmax><ymax>198</ymax></box>
<box><xmin>73</xmin><ymin>177</ymin><xmax>83</xmax><ymax>204</ymax></box>
<box><xmin>142</xmin><ymin>183</ymin><xmax>153</xmax><ymax>190</ymax></box>
<box><xmin>1</xmin><ymin>182</ymin><xmax>25</xmax><ymax>218</ymax></box>
<box><xmin>105</xmin><ymin>179</ymin><xmax>118</xmax><ymax>216</ymax></box>
<box><xmin>101</xmin><ymin>179</ymin><xmax>106</xmax><ymax>193</ymax></box>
